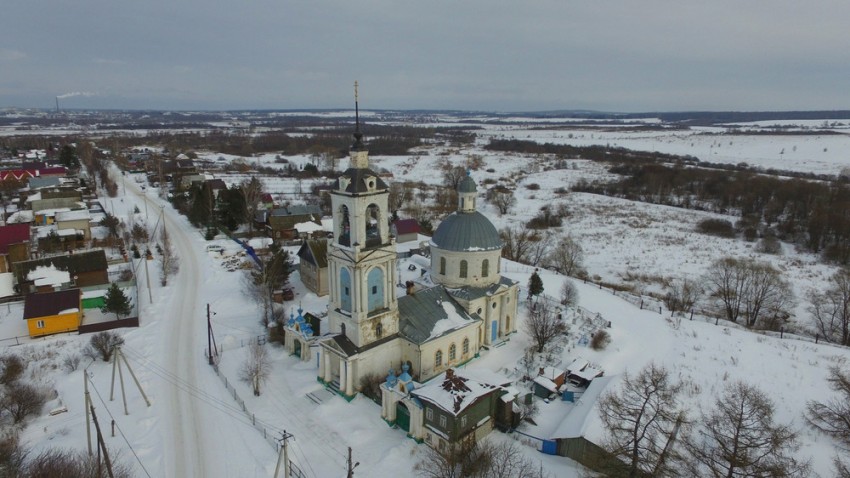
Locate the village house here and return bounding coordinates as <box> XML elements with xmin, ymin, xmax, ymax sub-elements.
<box><xmin>23</xmin><ymin>288</ymin><xmax>83</xmax><ymax>337</ymax></box>
<box><xmin>390</xmin><ymin>218</ymin><xmax>420</xmax><ymax>243</ymax></box>
<box><xmin>13</xmin><ymin>249</ymin><xmax>109</xmax><ymax>294</ymax></box>
<box><xmin>266</xmin><ymin>205</ymin><xmax>323</xmax><ymax>242</ymax></box>
<box><xmin>297</xmin><ymin>239</ymin><xmax>329</xmax><ymax>296</ymax></box>
<box><xmin>55</xmin><ymin>209</ymin><xmax>92</xmax><ymax>240</ymax></box>
<box><xmin>0</xmin><ymin>223</ymin><xmax>31</xmax><ymax>273</ymax></box>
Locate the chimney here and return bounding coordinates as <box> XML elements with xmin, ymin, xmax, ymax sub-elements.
<box><xmin>405</xmin><ymin>280</ymin><xmax>415</xmax><ymax>295</ymax></box>
<box><xmin>538</xmin><ymin>367</ymin><xmax>545</xmax><ymax>376</ymax></box>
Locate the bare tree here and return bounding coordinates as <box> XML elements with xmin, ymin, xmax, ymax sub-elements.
<box><xmin>806</xmin><ymin>366</ymin><xmax>850</xmax><ymax>476</ymax></box>
<box><xmin>684</xmin><ymin>381</ymin><xmax>809</xmax><ymax>478</ymax></box>
<box><xmin>0</xmin><ymin>382</ymin><xmax>49</xmax><ymax>423</ymax></box>
<box><xmin>525</xmin><ymin>299</ymin><xmax>567</xmax><ymax>353</ymax></box>
<box><xmin>24</xmin><ymin>447</ymin><xmax>135</xmax><ymax>478</ymax></box>
<box><xmin>663</xmin><ymin>279</ymin><xmax>702</xmax><ymax>314</ymax></box>
<box><xmin>159</xmin><ymin>226</ymin><xmax>180</xmax><ymax>286</ymax></box>
<box><xmin>240</xmin><ymin>342</ymin><xmax>271</xmax><ymax>396</ymax></box>
<box><xmin>487</xmin><ymin>440</ymin><xmax>550</xmax><ymax>478</ymax></box>
<box><xmin>560</xmin><ymin>279</ymin><xmax>579</xmax><ymax>307</ymax></box>
<box><xmin>546</xmin><ymin>236</ymin><xmax>584</xmax><ymax>276</ymax></box>
<box><xmin>597</xmin><ymin>363</ymin><xmax>685</xmax><ymax>478</ymax></box>
<box><xmin>486</xmin><ymin>186</ymin><xmax>516</xmax><ymax>216</ymax></box>
<box><xmin>527</xmin><ymin>232</ymin><xmax>553</xmax><ymax>267</ymax></box>
<box><xmin>389</xmin><ymin>181</ymin><xmax>413</xmax><ymax>213</ymax></box>
<box><xmin>441</xmin><ymin>161</ymin><xmax>467</xmax><ymax>191</ymax></box>
<box><xmin>808</xmin><ymin>269</ymin><xmax>850</xmax><ymax>345</ymax></box>
<box><xmin>240</xmin><ymin>176</ymin><xmax>265</xmax><ymax>236</ymax></box>
<box><xmin>705</xmin><ymin>257</ymin><xmax>792</xmax><ymax>328</ymax></box>
<box><xmin>500</xmin><ymin>225</ymin><xmax>535</xmax><ymax>263</ymax></box>
<box><xmin>415</xmin><ymin>437</ymin><xmax>548</xmax><ymax>478</ymax></box>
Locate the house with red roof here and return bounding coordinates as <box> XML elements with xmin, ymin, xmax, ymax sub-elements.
<box><xmin>0</xmin><ymin>223</ymin><xmax>30</xmax><ymax>273</ymax></box>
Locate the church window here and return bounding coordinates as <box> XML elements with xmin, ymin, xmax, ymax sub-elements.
<box><xmin>435</xmin><ymin>350</ymin><xmax>443</xmax><ymax>367</ymax></box>
<box><xmin>367</xmin><ymin>268</ymin><xmax>384</xmax><ymax>312</ymax></box>
<box><xmin>449</xmin><ymin>343</ymin><xmax>456</xmax><ymax>361</ymax></box>
<box><xmin>340</xmin><ymin>268</ymin><xmax>352</xmax><ymax>312</ymax></box>
<box><xmin>440</xmin><ymin>257</ymin><xmax>446</xmax><ymax>275</ymax></box>
<box><xmin>376</xmin><ymin>322</ymin><xmax>383</xmax><ymax>338</ymax></box>
<box><xmin>462</xmin><ymin>338</ymin><xmax>469</xmax><ymax>355</ymax></box>
<box><xmin>365</xmin><ymin>203</ymin><xmax>381</xmax><ymax>247</ymax></box>
<box><xmin>506</xmin><ymin>316</ymin><xmax>511</xmax><ymax>330</ymax></box>
<box><xmin>426</xmin><ymin>408</ymin><xmax>433</xmax><ymax>421</ymax></box>
<box><xmin>341</xmin><ymin>323</ymin><xmax>346</xmax><ymax>336</ymax></box>
<box><xmin>439</xmin><ymin>415</ymin><xmax>447</xmax><ymax>428</ymax></box>
<box><xmin>492</xmin><ymin>302</ymin><xmax>497</xmax><ymax>309</ymax></box>
<box><xmin>460</xmin><ymin>260</ymin><xmax>468</xmax><ymax>278</ymax></box>
<box><xmin>339</xmin><ymin>205</ymin><xmax>350</xmax><ymax>247</ymax></box>
<box><xmin>476</xmin><ymin>307</ymin><xmax>482</xmax><ymax>315</ymax></box>
<box><xmin>482</xmin><ymin>259</ymin><xmax>489</xmax><ymax>278</ymax></box>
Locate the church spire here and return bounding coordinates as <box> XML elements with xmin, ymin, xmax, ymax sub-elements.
<box><xmin>352</xmin><ymin>81</ymin><xmax>364</xmax><ymax>151</ymax></box>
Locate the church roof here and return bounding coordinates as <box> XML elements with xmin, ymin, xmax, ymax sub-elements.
<box><xmin>398</xmin><ymin>286</ymin><xmax>480</xmax><ymax>345</ymax></box>
<box><xmin>431</xmin><ymin>211</ymin><xmax>502</xmax><ymax>252</ymax></box>
<box><xmin>411</xmin><ymin>369</ymin><xmax>502</xmax><ymax>416</ymax></box>
<box><xmin>458</xmin><ymin>174</ymin><xmax>477</xmax><ymax>193</ymax></box>
<box><xmin>334</xmin><ymin>168</ymin><xmax>388</xmax><ymax>193</ymax></box>
<box><xmin>445</xmin><ymin>276</ymin><xmax>518</xmax><ymax>302</ymax></box>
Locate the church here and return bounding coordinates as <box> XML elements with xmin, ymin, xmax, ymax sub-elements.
<box><xmin>311</xmin><ymin>105</ymin><xmax>519</xmax><ymax>398</ymax></box>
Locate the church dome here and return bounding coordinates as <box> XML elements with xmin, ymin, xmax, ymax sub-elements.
<box><xmin>458</xmin><ymin>174</ymin><xmax>477</xmax><ymax>193</ymax></box>
<box><xmin>431</xmin><ymin>211</ymin><xmax>502</xmax><ymax>252</ymax></box>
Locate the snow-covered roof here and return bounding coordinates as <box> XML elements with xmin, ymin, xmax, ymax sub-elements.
<box><xmin>36</xmin><ymin>225</ymin><xmax>78</xmax><ymax>238</ymax></box>
<box><xmin>27</xmin><ymin>265</ymin><xmax>71</xmax><ymax>287</ymax></box>
<box><xmin>6</xmin><ymin>210</ymin><xmax>33</xmax><ymax>224</ymax></box>
<box><xmin>533</xmin><ymin>376</ymin><xmax>558</xmax><ymax>393</ymax></box>
<box><xmin>411</xmin><ymin>369</ymin><xmax>503</xmax><ymax>416</ymax></box>
<box><xmin>566</xmin><ymin>357</ymin><xmax>603</xmax><ymax>381</ymax></box>
<box><xmin>540</xmin><ymin>366</ymin><xmax>565</xmax><ymax>381</ymax></box>
<box><xmin>294</xmin><ymin>221</ymin><xmax>324</xmax><ymax>233</ymax></box>
<box><xmin>0</xmin><ymin>273</ymin><xmax>14</xmax><ymax>298</ymax></box>
<box><xmin>550</xmin><ymin>375</ymin><xmax>614</xmax><ymax>440</ymax></box>
<box><xmin>55</xmin><ymin>209</ymin><xmax>91</xmax><ymax>222</ymax></box>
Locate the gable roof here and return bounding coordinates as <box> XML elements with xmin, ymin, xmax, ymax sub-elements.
<box><xmin>13</xmin><ymin>250</ymin><xmax>107</xmax><ymax>281</ymax></box>
<box><xmin>392</xmin><ymin>219</ymin><xmax>420</xmax><ymax>235</ymax></box>
<box><xmin>412</xmin><ymin>369</ymin><xmax>502</xmax><ymax>416</ymax></box>
<box><xmin>297</xmin><ymin>239</ymin><xmax>328</xmax><ymax>268</ymax></box>
<box><xmin>23</xmin><ymin>288</ymin><xmax>81</xmax><ymax>320</ymax></box>
<box><xmin>398</xmin><ymin>286</ymin><xmax>480</xmax><ymax>345</ymax></box>
<box><xmin>0</xmin><ymin>224</ymin><xmax>30</xmax><ymax>254</ymax></box>
<box><xmin>550</xmin><ymin>376</ymin><xmax>614</xmax><ymax>440</ymax></box>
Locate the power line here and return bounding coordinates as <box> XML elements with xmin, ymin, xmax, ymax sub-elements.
<box><xmin>88</xmin><ymin>381</ymin><xmax>153</xmax><ymax>478</ymax></box>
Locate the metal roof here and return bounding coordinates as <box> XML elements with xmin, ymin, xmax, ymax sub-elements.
<box><xmin>445</xmin><ymin>276</ymin><xmax>518</xmax><ymax>302</ymax></box>
<box><xmin>431</xmin><ymin>211</ymin><xmax>502</xmax><ymax>252</ymax></box>
<box><xmin>23</xmin><ymin>288</ymin><xmax>80</xmax><ymax>320</ymax></box>
<box><xmin>333</xmin><ymin>168</ymin><xmax>388</xmax><ymax>194</ymax></box>
<box><xmin>458</xmin><ymin>174</ymin><xmax>477</xmax><ymax>193</ymax></box>
<box><xmin>398</xmin><ymin>286</ymin><xmax>479</xmax><ymax>345</ymax></box>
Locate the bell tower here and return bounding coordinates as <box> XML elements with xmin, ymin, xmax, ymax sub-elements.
<box><xmin>326</xmin><ymin>82</ymin><xmax>399</xmax><ymax>349</ymax></box>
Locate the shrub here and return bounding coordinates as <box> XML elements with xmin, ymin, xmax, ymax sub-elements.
<box><xmin>560</xmin><ymin>280</ymin><xmax>579</xmax><ymax>307</ymax></box>
<box><xmin>88</xmin><ymin>331</ymin><xmax>125</xmax><ymax>362</ymax></box>
<box><xmin>697</xmin><ymin>218</ymin><xmax>735</xmax><ymax>238</ymax></box>
<box><xmin>758</xmin><ymin>235</ymin><xmax>782</xmax><ymax>255</ymax></box>
<box><xmin>590</xmin><ymin>330</ymin><xmax>611</xmax><ymax>351</ymax></box>
<box><xmin>0</xmin><ymin>382</ymin><xmax>48</xmax><ymax>423</ymax></box>
<box><xmin>525</xmin><ymin>183</ymin><xmax>541</xmax><ymax>191</ymax></box>
<box><xmin>62</xmin><ymin>353</ymin><xmax>81</xmax><ymax>373</ymax></box>
<box><xmin>0</xmin><ymin>355</ymin><xmax>24</xmax><ymax>385</ymax></box>
<box><xmin>358</xmin><ymin>373</ymin><xmax>384</xmax><ymax>404</ymax></box>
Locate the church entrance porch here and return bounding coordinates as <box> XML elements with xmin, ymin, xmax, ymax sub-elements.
<box><xmin>396</xmin><ymin>402</ymin><xmax>411</xmax><ymax>432</ymax></box>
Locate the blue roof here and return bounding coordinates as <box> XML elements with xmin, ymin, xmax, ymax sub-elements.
<box><xmin>431</xmin><ymin>212</ymin><xmax>502</xmax><ymax>252</ymax></box>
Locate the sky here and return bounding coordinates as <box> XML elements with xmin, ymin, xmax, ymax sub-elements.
<box><xmin>3</xmin><ymin>1</ymin><xmax>850</xmax><ymax>112</ymax></box>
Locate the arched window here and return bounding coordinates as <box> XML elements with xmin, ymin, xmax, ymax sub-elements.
<box><xmin>365</xmin><ymin>203</ymin><xmax>381</xmax><ymax>247</ymax></box>
<box><xmin>481</xmin><ymin>259</ymin><xmax>489</xmax><ymax>278</ymax></box>
<box><xmin>340</xmin><ymin>268</ymin><xmax>352</xmax><ymax>312</ymax></box>
<box><xmin>462</xmin><ymin>338</ymin><xmax>469</xmax><ymax>355</ymax></box>
<box><xmin>435</xmin><ymin>350</ymin><xmax>443</xmax><ymax>367</ymax></box>
<box><xmin>449</xmin><ymin>343</ymin><xmax>456</xmax><ymax>361</ymax></box>
<box><xmin>440</xmin><ymin>257</ymin><xmax>446</xmax><ymax>275</ymax></box>
<box><xmin>376</xmin><ymin>322</ymin><xmax>383</xmax><ymax>339</ymax></box>
<box><xmin>367</xmin><ymin>267</ymin><xmax>384</xmax><ymax>312</ymax></box>
<box><xmin>339</xmin><ymin>205</ymin><xmax>350</xmax><ymax>246</ymax></box>
<box><xmin>340</xmin><ymin>323</ymin><xmax>346</xmax><ymax>336</ymax></box>
<box><xmin>460</xmin><ymin>260</ymin><xmax>468</xmax><ymax>278</ymax></box>
<box><xmin>505</xmin><ymin>315</ymin><xmax>511</xmax><ymax>331</ymax></box>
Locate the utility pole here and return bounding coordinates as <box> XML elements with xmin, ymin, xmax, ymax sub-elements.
<box><xmin>207</xmin><ymin>304</ymin><xmax>218</xmax><ymax>365</ymax></box>
<box><xmin>108</xmin><ymin>346</ymin><xmax>151</xmax><ymax>414</ymax></box>
<box><xmin>84</xmin><ymin>366</ymin><xmax>93</xmax><ymax>455</ymax></box>
<box><xmin>143</xmin><ymin>251</ymin><xmax>153</xmax><ymax>304</ymax></box>
<box><xmin>273</xmin><ymin>430</ymin><xmax>294</xmax><ymax>478</ymax></box>
<box><xmin>347</xmin><ymin>446</ymin><xmax>359</xmax><ymax>478</ymax></box>
<box><xmin>89</xmin><ymin>403</ymin><xmax>115</xmax><ymax>478</ymax></box>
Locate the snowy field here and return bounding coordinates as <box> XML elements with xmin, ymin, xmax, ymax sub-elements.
<box><xmin>2</xmin><ymin>116</ymin><xmax>850</xmax><ymax>476</ymax></box>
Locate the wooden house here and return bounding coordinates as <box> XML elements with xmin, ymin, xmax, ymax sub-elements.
<box><xmin>0</xmin><ymin>223</ymin><xmax>31</xmax><ymax>273</ymax></box>
<box><xmin>14</xmin><ymin>250</ymin><xmax>109</xmax><ymax>294</ymax></box>
<box><xmin>55</xmin><ymin>209</ymin><xmax>92</xmax><ymax>240</ymax></box>
<box><xmin>297</xmin><ymin>239</ymin><xmax>329</xmax><ymax>296</ymax></box>
<box><xmin>545</xmin><ymin>376</ymin><xmax>614</xmax><ymax>471</ymax></box>
<box><xmin>267</xmin><ymin>205</ymin><xmax>323</xmax><ymax>241</ymax></box>
<box><xmin>391</xmin><ymin>219</ymin><xmax>420</xmax><ymax>243</ymax></box>
<box><xmin>23</xmin><ymin>288</ymin><xmax>82</xmax><ymax>337</ymax></box>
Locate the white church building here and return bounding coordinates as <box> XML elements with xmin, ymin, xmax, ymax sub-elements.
<box><xmin>315</xmin><ymin>114</ymin><xmax>518</xmax><ymax>399</ymax></box>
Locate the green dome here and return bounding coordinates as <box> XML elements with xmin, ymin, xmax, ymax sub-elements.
<box><xmin>458</xmin><ymin>174</ymin><xmax>477</xmax><ymax>193</ymax></box>
<box><xmin>431</xmin><ymin>212</ymin><xmax>502</xmax><ymax>252</ymax></box>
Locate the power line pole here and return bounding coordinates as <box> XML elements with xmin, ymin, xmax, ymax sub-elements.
<box><xmin>207</xmin><ymin>304</ymin><xmax>219</xmax><ymax>365</ymax></box>
<box><xmin>273</xmin><ymin>430</ymin><xmax>294</xmax><ymax>478</ymax></box>
<box><xmin>347</xmin><ymin>446</ymin><xmax>359</xmax><ymax>478</ymax></box>
<box><xmin>89</xmin><ymin>403</ymin><xmax>115</xmax><ymax>478</ymax></box>
<box><xmin>84</xmin><ymin>367</ymin><xmax>93</xmax><ymax>455</ymax></box>
<box><xmin>109</xmin><ymin>346</ymin><xmax>151</xmax><ymax>414</ymax></box>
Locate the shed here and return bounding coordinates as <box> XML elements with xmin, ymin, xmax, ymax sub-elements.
<box><xmin>547</xmin><ymin>376</ymin><xmax>614</xmax><ymax>470</ymax></box>
<box><xmin>391</xmin><ymin>219</ymin><xmax>420</xmax><ymax>243</ymax></box>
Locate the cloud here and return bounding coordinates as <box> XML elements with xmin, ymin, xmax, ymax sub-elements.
<box><xmin>57</xmin><ymin>91</ymin><xmax>97</xmax><ymax>99</ymax></box>
<box><xmin>0</xmin><ymin>49</ymin><xmax>26</xmax><ymax>61</ymax></box>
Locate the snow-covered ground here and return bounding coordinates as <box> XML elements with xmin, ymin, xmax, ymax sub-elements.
<box><xmin>3</xmin><ymin>117</ymin><xmax>850</xmax><ymax>477</ymax></box>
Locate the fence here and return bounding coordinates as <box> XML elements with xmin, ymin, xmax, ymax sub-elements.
<box><xmin>209</xmin><ymin>346</ymin><xmax>306</xmax><ymax>478</ymax></box>
<box><xmin>78</xmin><ymin>317</ymin><xmax>139</xmax><ymax>334</ymax></box>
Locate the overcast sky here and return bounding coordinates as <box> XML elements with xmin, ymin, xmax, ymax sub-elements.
<box><xmin>2</xmin><ymin>1</ymin><xmax>849</xmax><ymax>112</ymax></box>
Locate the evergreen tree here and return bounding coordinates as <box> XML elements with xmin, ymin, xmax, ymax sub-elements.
<box><xmin>528</xmin><ymin>269</ymin><xmax>544</xmax><ymax>298</ymax></box>
<box><xmin>216</xmin><ymin>185</ymin><xmax>246</xmax><ymax>231</ymax></box>
<box><xmin>101</xmin><ymin>282</ymin><xmax>132</xmax><ymax>320</ymax></box>
<box><xmin>58</xmin><ymin>144</ymin><xmax>79</xmax><ymax>168</ymax></box>
<box><xmin>187</xmin><ymin>184</ymin><xmax>213</xmax><ymax>227</ymax></box>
